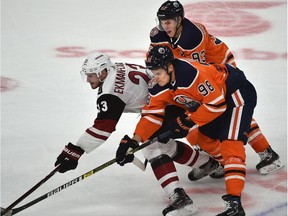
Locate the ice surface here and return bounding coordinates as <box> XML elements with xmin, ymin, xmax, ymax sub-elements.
<box><xmin>1</xmin><ymin>0</ymin><xmax>287</xmax><ymax>215</ymax></box>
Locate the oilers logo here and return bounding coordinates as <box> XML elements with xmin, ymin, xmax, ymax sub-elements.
<box><xmin>174</xmin><ymin>95</ymin><xmax>201</xmax><ymax>112</ymax></box>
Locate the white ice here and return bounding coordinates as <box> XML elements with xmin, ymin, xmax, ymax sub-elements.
<box><xmin>1</xmin><ymin>0</ymin><xmax>287</xmax><ymax>216</ymax></box>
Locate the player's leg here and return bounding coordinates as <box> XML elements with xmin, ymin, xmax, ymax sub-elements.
<box><xmin>215</xmin><ymin>78</ymin><xmax>257</xmax><ymax>216</ymax></box>
<box><xmin>194</xmin><ymin>131</ymin><xmax>246</xmax><ymax>215</ymax></box>
<box><xmin>187</xmin><ymin>131</ymin><xmax>223</xmax><ymax>181</ymax></box>
<box><xmin>209</xmin><ymin>118</ymin><xmax>284</xmax><ymax>178</ymax></box>
<box><xmin>150</xmin><ymin>154</ymin><xmax>197</xmax><ymax>216</ymax></box>
<box><xmin>143</xmin><ymin>105</ymin><xmax>199</xmax><ymax>216</ymax></box>
<box><xmin>247</xmin><ymin>118</ymin><xmax>283</xmax><ymax>175</ymax></box>
<box><xmin>218</xmin><ymin>140</ymin><xmax>246</xmax><ymax>216</ymax></box>
<box><xmin>142</xmin><ymin>139</ymin><xmax>197</xmax><ymax>216</ymax></box>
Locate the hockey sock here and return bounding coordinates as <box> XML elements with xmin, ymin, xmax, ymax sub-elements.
<box><xmin>172</xmin><ymin>141</ymin><xmax>210</xmax><ymax>168</ymax></box>
<box><xmin>151</xmin><ymin>154</ymin><xmax>180</xmax><ymax>195</ymax></box>
<box><xmin>247</xmin><ymin>118</ymin><xmax>269</xmax><ymax>153</ymax></box>
<box><xmin>222</xmin><ymin>140</ymin><xmax>246</xmax><ymax>196</ymax></box>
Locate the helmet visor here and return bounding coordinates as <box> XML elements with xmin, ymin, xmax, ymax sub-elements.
<box><xmin>80</xmin><ymin>68</ymin><xmax>101</xmax><ymax>82</ymax></box>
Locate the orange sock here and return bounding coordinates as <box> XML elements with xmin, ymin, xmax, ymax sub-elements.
<box><xmin>248</xmin><ymin>118</ymin><xmax>269</xmax><ymax>153</ymax></box>
<box><xmin>221</xmin><ymin>140</ymin><xmax>246</xmax><ymax>196</ymax></box>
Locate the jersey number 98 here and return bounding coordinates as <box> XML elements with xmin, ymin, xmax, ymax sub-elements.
<box><xmin>198</xmin><ymin>80</ymin><xmax>214</xmax><ymax>96</ymax></box>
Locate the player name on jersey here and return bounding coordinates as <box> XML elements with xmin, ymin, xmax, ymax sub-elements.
<box><xmin>114</xmin><ymin>63</ymin><xmax>126</xmax><ymax>94</ymax></box>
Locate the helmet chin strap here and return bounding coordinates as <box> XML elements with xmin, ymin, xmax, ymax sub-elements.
<box><xmin>169</xmin><ymin>72</ymin><xmax>173</xmax><ymax>83</ymax></box>
<box><xmin>171</xmin><ymin>17</ymin><xmax>182</xmax><ymax>39</ymax></box>
<box><xmin>165</xmin><ymin>64</ymin><xmax>173</xmax><ymax>83</ymax></box>
<box><xmin>98</xmin><ymin>68</ymin><xmax>108</xmax><ymax>82</ymax></box>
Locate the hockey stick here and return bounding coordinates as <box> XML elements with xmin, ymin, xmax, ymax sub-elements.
<box><xmin>1</xmin><ymin>131</ymin><xmax>171</xmax><ymax>216</ymax></box>
<box><xmin>1</xmin><ymin>165</ymin><xmax>60</xmax><ymax>216</ymax></box>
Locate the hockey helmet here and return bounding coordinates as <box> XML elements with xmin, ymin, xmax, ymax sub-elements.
<box><xmin>80</xmin><ymin>52</ymin><xmax>113</xmax><ymax>77</ymax></box>
<box><xmin>145</xmin><ymin>45</ymin><xmax>174</xmax><ymax>70</ymax></box>
<box><xmin>157</xmin><ymin>1</ymin><xmax>184</xmax><ymax>20</ymax></box>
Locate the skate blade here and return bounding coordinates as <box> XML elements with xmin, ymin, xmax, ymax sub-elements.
<box><xmin>258</xmin><ymin>159</ymin><xmax>285</xmax><ymax>175</ymax></box>
<box><xmin>166</xmin><ymin>204</ymin><xmax>198</xmax><ymax>216</ymax></box>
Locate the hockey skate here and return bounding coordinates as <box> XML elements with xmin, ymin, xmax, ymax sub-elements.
<box><xmin>256</xmin><ymin>146</ymin><xmax>284</xmax><ymax>175</ymax></box>
<box><xmin>216</xmin><ymin>195</ymin><xmax>245</xmax><ymax>216</ymax></box>
<box><xmin>188</xmin><ymin>157</ymin><xmax>219</xmax><ymax>181</ymax></box>
<box><xmin>162</xmin><ymin>188</ymin><xmax>197</xmax><ymax>216</ymax></box>
<box><xmin>209</xmin><ymin>164</ymin><xmax>225</xmax><ymax>179</ymax></box>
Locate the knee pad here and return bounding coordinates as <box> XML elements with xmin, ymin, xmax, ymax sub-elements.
<box><xmin>197</xmin><ymin>132</ymin><xmax>222</xmax><ymax>162</ymax></box>
<box><xmin>186</xmin><ymin>126</ymin><xmax>199</xmax><ymax>146</ymax></box>
<box><xmin>221</xmin><ymin>140</ymin><xmax>246</xmax><ymax>162</ymax></box>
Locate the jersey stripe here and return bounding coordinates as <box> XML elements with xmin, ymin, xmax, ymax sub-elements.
<box><xmin>228</xmin><ymin>90</ymin><xmax>245</xmax><ymax>139</ymax></box>
<box><xmin>141</xmin><ymin>109</ymin><xmax>165</xmax><ymax>114</ymax></box>
<box><xmin>143</xmin><ymin>116</ymin><xmax>163</xmax><ymax>126</ymax></box>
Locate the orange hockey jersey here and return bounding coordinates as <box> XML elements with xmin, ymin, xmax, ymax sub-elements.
<box><xmin>134</xmin><ymin>59</ymin><xmax>230</xmax><ymax>142</ymax></box>
<box><xmin>149</xmin><ymin>18</ymin><xmax>236</xmax><ymax>66</ymax></box>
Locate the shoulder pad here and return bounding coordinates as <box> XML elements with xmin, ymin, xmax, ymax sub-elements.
<box><xmin>192</xmin><ymin>21</ymin><xmax>207</xmax><ymax>34</ymax></box>
<box><xmin>174</xmin><ymin>59</ymin><xmax>198</xmax><ymax>88</ymax></box>
<box><xmin>148</xmin><ymin>78</ymin><xmax>157</xmax><ymax>89</ymax></box>
<box><xmin>148</xmin><ymin>81</ymin><xmax>170</xmax><ymax>96</ymax></box>
<box><xmin>178</xmin><ymin>19</ymin><xmax>204</xmax><ymax>50</ymax></box>
<box><xmin>150</xmin><ymin>27</ymin><xmax>159</xmax><ymax>37</ymax></box>
<box><xmin>150</xmin><ymin>28</ymin><xmax>170</xmax><ymax>43</ymax></box>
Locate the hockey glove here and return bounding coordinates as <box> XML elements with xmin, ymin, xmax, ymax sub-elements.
<box><xmin>116</xmin><ymin>135</ymin><xmax>139</xmax><ymax>166</ymax></box>
<box><xmin>55</xmin><ymin>142</ymin><xmax>84</xmax><ymax>173</ymax></box>
<box><xmin>160</xmin><ymin>115</ymin><xmax>195</xmax><ymax>143</ymax></box>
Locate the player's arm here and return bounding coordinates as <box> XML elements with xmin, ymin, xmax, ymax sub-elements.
<box><xmin>133</xmin><ymin>107</ymin><xmax>165</xmax><ymax>142</ymax></box>
<box><xmin>76</xmin><ymin>94</ymin><xmax>126</xmax><ymax>153</ymax></box>
<box><xmin>115</xmin><ymin>93</ymin><xmax>167</xmax><ymax>166</ymax></box>
<box><xmin>200</xmin><ymin>23</ymin><xmax>236</xmax><ymax>66</ymax></box>
<box><xmin>133</xmin><ymin>88</ymin><xmax>170</xmax><ymax>142</ymax></box>
<box><xmin>54</xmin><ymin>94</ymin><xmax>126</xmax><ymax>173</ymax></box>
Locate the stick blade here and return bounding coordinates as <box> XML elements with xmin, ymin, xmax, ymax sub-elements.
<box><xmin>1</xmin><ymin>208</ymin><xmax>12</xmax><ymax>216</ymax></box>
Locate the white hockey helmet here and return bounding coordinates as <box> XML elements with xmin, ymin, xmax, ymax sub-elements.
<box><xmin>80</xmin><ymin>52</ymin><xmax>113</xmax><ymax>77</ymax></box>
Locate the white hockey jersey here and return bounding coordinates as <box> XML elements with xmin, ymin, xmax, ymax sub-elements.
<box><xmin>76</xmin><ymin>62</ymin><xmax>152</xmax><ymax>153</ymax></box>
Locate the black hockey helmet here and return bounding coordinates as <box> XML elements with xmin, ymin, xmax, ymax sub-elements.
<box><xmin>145</xmin><ymin>46</ymin><xmax>174</xmax><ymax>70</ymax></box>
<box><xmin>157</xmin><ymin>1</ymin><xmax>184</xmax><ymax>20</ymax></box>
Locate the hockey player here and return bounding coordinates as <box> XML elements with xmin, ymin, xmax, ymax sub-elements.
<box><xmin>54</xmin><ymin>52</ymin><xmax>153</xmax><ymax>172</ymax></box>
<box><xmin>54</xmin><ymin>51</ymin><xmax>215</xmax><ymax>193</ymax></box>
<box><xmin>148</xmin><ymin>0</ymin><xmax>283</xmax><ymax>177</ymax></box>
<box><xmin>116</xmin><ymin>45</ymin><xmax>255</xmax><ymax>216</ymax></box>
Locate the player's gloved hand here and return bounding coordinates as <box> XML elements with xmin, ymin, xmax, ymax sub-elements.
<box><xmin>55</xmin><ymin>143</ymin><xmax>85</xmax><ymax>173</ymax></box>
<box><xmin>171</xmin><ymin>115</ymin><xmax>195</xmax><ymax>138</ymax></box>
<box><xmin>160</xmin><ymin>115</ymin><xmax>195</xmax><ymax>143</ymax></box>
<box><xmin>116</xmin><ymin>135</ymin><xmax>139</xmax><ymax>166</ymax></box>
